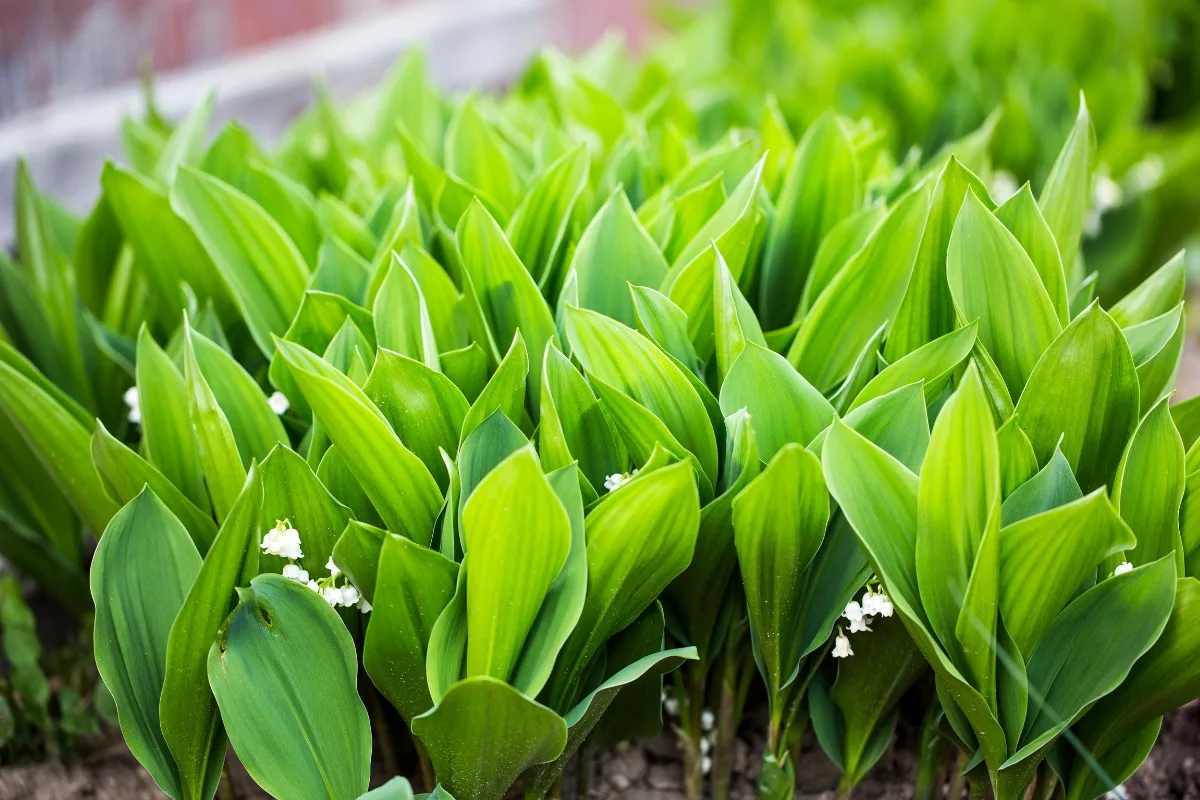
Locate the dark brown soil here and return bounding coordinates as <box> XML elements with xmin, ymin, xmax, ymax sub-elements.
<box><xmin>1</xmin><ymin>702</ymin><xmax>1195</xmax><ymax>799</ymax></box>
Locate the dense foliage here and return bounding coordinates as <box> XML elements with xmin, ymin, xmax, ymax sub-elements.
<box><xmin>0</xmin><ymin>16</ymin><xmax>1198</xmax><ymax>800</ymax></box>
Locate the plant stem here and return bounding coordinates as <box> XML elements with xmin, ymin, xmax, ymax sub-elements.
<box><xmin>365</xmin><ymin>685</ymin><xmax>399</xmax><ymax>779</ymax></box>
<box><xmin>835</xmin><ymin>774</ymin><xmax>856</xmax><ymax>799</ymax></box>
<box><xmin>576</xmin><ymin>746</ymin><xmax>593</xmax><ymax>798</ymax></box>
<box><xmin>546</xmin><ymin>775</ymin><xmax>563</xmax><ymax>800</ymax></box>
<box><xmin>712</xmin><ymin>639</ymin><xmax>747</xmax><ymax>800</ymax></box>
<box><xmin>946</xmin><ymin>750</ymin><xmax>968</xmax><ymax>800</ymax></box>
<box><xmin>415</xmin><ymin>736</ymin><xmax>435</xmax><ymax>793</ymax></box>
<box><xmin>681</xmin><ymin>663</ymin><xmax>707</xmax><ymax>800</ymax></box>
<box><xmin>967</xmin><ymin>774</ymin><xmax>990</xmax><ymax>800</ymax></box>
<box><xmin>1031</xmin><ymin>761</ymin><xmax>1058</xmax><ymax>800</ymax></box>
<box><xmin>218</xmin><ymin>762</ymin><xmax>237</xmax><ymax>800</ymax></box>
<box><xmin>914</xmin><ymin>702</ymin><xmax>946</xmax><ymax>800</ymax></box>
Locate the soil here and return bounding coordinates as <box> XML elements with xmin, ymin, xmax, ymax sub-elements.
<box><xmin>0</xmin><ymin>701</ymin><xmax>1195</xmax><ymax>799</ymax></box>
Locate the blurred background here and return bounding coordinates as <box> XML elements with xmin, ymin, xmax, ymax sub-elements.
<box><xmin>0</xmin><ymin>0</ymin><xmax>659</xmax><ymax>241</ymax></box>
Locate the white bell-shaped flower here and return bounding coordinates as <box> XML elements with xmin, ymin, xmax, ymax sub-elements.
<box><xmin>326</xmin><ymin>555</ymin><xmax>341</xmax><ymax>577</ymax></box>
<box><xmin>1113</xmin><ymin>561</ymin><xmax>1134</xmax><ymax>576</ymax></box>
<box><xmin>267</xmin><ymin>391</ymin><xmax>290</xmax><ymax>415</ymax></box>
<box><xmin>832</xmin><ymin>629</ymin><xmax>854</xmax><ymax>658</ymax></box>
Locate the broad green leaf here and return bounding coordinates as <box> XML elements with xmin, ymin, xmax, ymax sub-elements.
<box><xmin>445</xmin><ymin>97</ymin><xmax>520</xmax><ymax>215</ymax></box>
<box><xmin>189</xmin><ymin>325</ymin><xmax>288</xmax><ymax>467</ymax></box>
<box><xmin>161</xmin><ymin>468</ymin><xmax>261</xmax><ymax>800</ymax></box>
<box><xmin>994</xmin><ymin>184</ymin><xmax>1068</xmax><ymax>324</ymax></box>
<box><xmin>311</xmin><ymin>237</ymin><xmax>370</xmax><ymax>303</ymax></box>
<box><xmin>92</xmin><ymin>490</ymin><xmax>201</xmax><ymax>799</ymax></box>
<box><xmin>569</xmin><ymin>187</ymin><xmax>668</xmax><ymax>327</ymax></box>
<box><xmin>91</xmin><ymin>422</ymin><xmax>218</xmax><ymax>555</ymax></box>
<box><xmin>999</xmin><ymin>448</ymin><xmax>1082</xmax><ymax>527</ymax></box>
<box><xmin>371</xmin><ymin>48</ymin><xmax>443</xmax><ymax>163</ymax></box>
<box><xmin>373</xmin><ymin>254</ymin><xmax>440</xmax><ymax>370</ymax></box>
<box><xmin>182</xmin><ymin>325</ymin><xmax>246</xmax><ymax>523</ymax></box>
<box><xmin>915</xmin><ymin>367</ymin><xmax>999</xmax><ymax>668</ymax></box>
<box><xmin>258</xmin><ymin>446</ymin><xmax>352</xmax><ymax>580</ymax></box>
<box><xmin>945</xmin><ymin>191</ymin><xmax>1061</xmax><ymax>398</ymax></box>
<box><xmin>800</xmin><ymin>203</ymin><xmax>886</xmax><ymax>317</ymax></box>
<box><xmin>887</xmin><ymin>157</ymin><xmax>993</xmax><ymax>360</ymax></box>
<box><xmin>364</xmin><ymin>350</ymin><xmax>469</xmax><ymax>489</ymax></box>
<box><xmin>759</xmin><ymin>113</ymin><xmax>859</xmax><ymax>329</ymax></box>
<box><xmin>171</xmin><ymin>167</ymin><xmax>309</xmax><ymax>357</ymax></box>
<box><xmin>713</xmin><ymin>247</ymin><xmax>767</xmax><ymax>382</ymax></box>
<box><xmin>154</xmin><ymin>93</ymin><xmax>214</xmax><ymax>187</ymax></box>
<box><xmin>629</xmin><ymin>285</ymin><xmax>703</xmax><ymax>377</ymax></box>
<box><xmin>1014</xmin><ymin>558</ymin><xmax>1175</xmax><ymax>761</ymax></box>
<box><xmin>462</xmin><ymin>448</ymin><xmax>571</xmax><ymax>683</ymax></box>
<box><xmin>539</xmin><ymin>345</ymin><xmax>622</xmax><ymax>498</ymax></box>
<box><xmin>851</xmin><ymin>323</ymin><xmax>977</xmax><ymax>411</ymax></box>
<box><xmin>544</xmin><ymin>462</ymin><xmax>700</xmax><ymax>712</ymax></box>
<box><xmin>829</xmin><ymin>324</ymin><xmax>886</xmax><ymax>415</ymax></box>
<box><xmin>316</xmin><ymin>194</ymin><xmax>376</xmax><ymax>260</ymax></box>
<box><xmin>1114</xmin><ymin>398</ymin><xmax>1186</xmax><ymax>575</ymax></box>
<box><xmin>239</xmin><ymin>164</ymin><xmax>322</xmax><ymax>268</ymax></box>
<box><xmin>788</xmin><ymin>180</ymin><xmax>933</xmax><ymax>392</ymax></box>
<box><xmin>365</xmin><ymin>534</ymin><xmax>459</xmax><ymax>721</ymax></box>
<box><xmin>663</xmin><ymin>176</ymin><xmax>726</xmax><ymax>264</ymax></box>
<box><xmin>719</xmin><ymin>343</ymin><xmax>834</xmax><ymax>460</ymax></box>
<box><xmin>510</xmin><ymin>465</ymin><xmax>587</xmax><ymax>697</ymax></box>
<box><xmin>1064</xmin><ymin>578</ymin><xmax>1200</xmax><ymax>798</ymax></box>
<box><xmin>136</xmin><ymin>327</ymin><xmax>209</xmax><ymax>513</ymax></box>
<box><xmin>733</xmin><ymin>445</ymin><xmax>829</xmax><ymax>699</ymax></box>
<box><xmin>1125</xmin><ymin>304</ymin><xmax>1185</xmax><ymax>410</ymax></box>
<box><xmin>996</xmin><ymin>416</ymin><xmax>1039</xmax><ymax>499</ymax></box>
<box><xmin>275</xmin><ymin>338</ymin><xmax>442</xmax><ymax>544</ymax></box>
<box><xmin>809</xmin><ymin>383</ymin><xmax>931</xmax><ymax>474</ymax></box>
<box><xmin>1037</xmin><ymin>97</ymin><xmax>1092</xmax><ymax>283</ymax></box>
<box><xmin>669</xmin><ymin>155</ymin><xmax>766</xmax><ymax>276</ymax></box>
<box><xmin>565</xmin><ymin>306</ymin><xmax>718</xmax><ymax>484</ymax></box>
<box><xmin>360</xmin><ymin>777</ymin><xmax>415</xmax><ymax>800</ymax></box>
<box><xmin>1013</xmin><ymin>304</ymin><xmax>1139</xmax><ymax>493</ymax></box>
<box><xmin>1171</xmin><ymin>394</ymin><xmax>1200</xmax><ymax>451</ymax></box>
<box><xmin>441</xmin><ymin>343</ymin><xmax>488</xmax><ymax>403</ymax></box>
<box><xmin>412</xmin><ymin>677</ymin><xmax>566</xmax><ymax>800</ymax></box>
<box><xmin>1108</xmin><ymin>251</ymin><xmax>1186</xmax><ymax>328</ymax></box>
<box><xmin>506</xmin><ymin>146</ymin><xmax>589</xmax><ymax>287</ymax></box>
<box><xmin>460</xmin><ymin>332</ymin><xmax>529</xmax><ymax>441</ymax></box>
<box><xmin>208</xmin><ymin>575</ymin><xmax>371</xmax><ymax>800</ymax></box>
<box><xmin>332</xmin><ymin>521</ymin><xmax>387</xmax><ymax>605</ymax></box>
<box><xmin>456</xmin><ymin>201</ymin><xmax>558</xmax><ymax>413</ymax></box>
<box><xmin>998</xmin><ymin>491</ymin><xmax>1135</xmax><ymax>657</ymax></box>
<box><xmin>456</xmin><ymin>410</ymin><xmax>529</xmax><ymax>520</ymax></box>
<box><xmin>0</xmin><ymin>355</ymin><xmax>116</xmax><ymax>535</ymax></box>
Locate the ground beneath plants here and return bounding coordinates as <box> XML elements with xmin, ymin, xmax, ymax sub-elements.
<box><xmin>1</xmin><ymin>701</ymin><xmax>1196</xmax><ymax>799</ymax></box>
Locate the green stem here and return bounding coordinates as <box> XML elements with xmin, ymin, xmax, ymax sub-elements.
<box><xmin>1032</xmin><ymin>761</ymin><xmax>1058</xmax><ymax>800</ymax></box>
<box><xmin>968</xmin><ymin>774</ymin><xmax>991</xmax><ymax>800</ymax></box>
<box><xmin>365</xmin><ymin>685</ymin><xmax>399</xmax><ymax>779</ymax></box>
<box><xmin>835</xmin><ymin>774</ymin><xmax>855</xmax><ymax>800</ymax></box>
<box><xmin>946</xmin><ymin>750</ymin><xmax>968</xmax><ymax>800</ymax></box>
<box><xmin>712</xmin><ymin>639</ymin><xmax>750</xmax><ymax>800</ymax></box>
<box><xmin>778</xmin><ymin>640</ymin><xmax>833</xmax><ymax>759</ymax></box>
<box><xmin>218</xmin><ymin>763</ymin><xmax>237</xmax><ymax>800</ymax></box>
<box><xmin>415</xmin><ymin>737</ymin><xmax>435</xmax><ymax>793</ymax></box>
<box><xmin>576</xmin><ymin>746</ymin><xmax>593</xmax><ymax>798</ymax></box>
<box><xmin>681</xmin><ymin>662</ymin><xmax>707</xmax><ymax>800</ymax></box>
<box><xmin>913</xmin><ymin>703</ymin><xmax>946</xmax><ymax>800</ymax></box>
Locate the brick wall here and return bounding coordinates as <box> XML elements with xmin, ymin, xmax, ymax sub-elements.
<box><xmin>0</xmin><ymin>0</ymin><xmax>657</xmax><ymax>121</ymax></box>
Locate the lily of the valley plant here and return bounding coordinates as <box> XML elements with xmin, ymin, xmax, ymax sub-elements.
<box><xmin>0</xmin><ymin>30</ymin><xmax>1198</xmax><ymax>800</ymax></box>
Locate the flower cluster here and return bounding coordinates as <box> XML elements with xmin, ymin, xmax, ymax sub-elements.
<box><xmin>262</xmin><ymin>520</ymin><xmax>370</xmax><ymax>613</ymax></box>
<box><xmin>123</xmin><ymin>386</ymin><xmax>141</xmax><ymax>425</ymax></box>
<box><xmin>833</xmin><ymin>585</ymin><xmax>894</xmax><ymax>659</ymax></box>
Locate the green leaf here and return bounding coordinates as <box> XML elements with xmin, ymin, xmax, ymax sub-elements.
<box><xmin>171</xmin><ymin>167</ymin><xmax>309</xmax><ymax>357</ymax></box>
<box><xmin>456</xmin><ymin>201</ymin><xmax>559</xmax><ymax>413</ymax></box>
<box><xmin>565</xmin><ymin>306</ymin><xmax>718</xmax><ymax>484</ymax></box>
<box><xmin>462</xmin><ymin>448</ymin><xmax>571</xmax><ymax>683</ymax></box>
<box><xmin>851</xmin><ymin>323</ymin><xmax>977</xmax><ymax>411</ymax></box>
<box><xmin>208</xmin><ymin>575</ymin><xmax>372</xmax><ymax>800</ymax></box>
<box><xmin>1037</xmin><ymin>97</ymin><xmax>1092</xmax><ymax>282</ymax></box>
<box><xmin>510</xmin><ymin>464</ymin><xmax>588</xmax><ymax>696</ymax></box>
<box><xmin>946</xmin><ymin>191</ymin><xmax>1061</xmax><ymax>399</ymax></box>
<box><xmin>998</xmin><ymin>490</ymin><xmax>1135</xmax><ymax>657</ymax></box>
<box><xmin>92</xmin><ymin>490</ymin><xmax>201</xmax><ymax>799</ymax></box>
<box><xmin>545</xmin><ymin>462</ymin><xmax>700</xmax><ymax>712</ymax></box>
<box><xmin>364</xmin><ymin>350</ymin><xmax>469</xmax><ymax>489</ymax></box>
<box><xmin>189</xmin><ymin>325</ymin><xmax>288</xmax><ymax>467</ymax></box>
<box><xmin>1013</xmin><ymin>304</ymin><xmax>1139</xmax><ymax>493</ymax></box>
<box><xmin>259</xmin><ymin>446</ymin><xmax>352</xmax><ymax>581</ymax></box>
<box><xmin>733</xmin><ymin>445</ymin><xmax>829</xmax><ymax>699</ymax></box>
<box><xmin>759</xmin><ymin>113</ymin><xmax>859</xmax><ymax>329</ymax></box>
<box><xmin>915</xmin><ymin>367</ymin><xmax>999</xmax><ymax>669</ymax></box>
<box><xmin>365</xmin><ymin>534</ymin><xmax>459</xmax><ymax>722</ymax></box>
<box><xmin>1114</xmin><ymin>397</ymin><xmax>1186</xmax><ymax>575</ymax></box>
<box><xmin>182</xmin><ymin>325</ymin><xmax>247</xmax><ymax>523</ymax></box>
<box><xmin>993</xmin><ymin>184</ymin><xmax>1068</xmax><ymax>324</ymax></box>
<box><xmin>412</xmin><ymin>677</ymin><xmax>566</xmax><ymax>800</ymax></box>
<box><xmin>629</xmin><ymin>285</ymin><xmax>704</xmax><ymax>377</ymax></box>
<box><xmin>1171</xmin><ymin>394</ymin><xmax>1200</xmax><ymax>451</ymax></box>
<box><xmin>332</xmin><ymin>521</ymin><xmax>387</xmax><ymax>604</ymax></box>
<box><xmin>161</xmin><ymin>468</ymin><xmax>262</xmax><ymax>800</ymax></box>
<box><xmin>999</xmin><ymin>447</ymin><xmax>1082</xmax><ymax>527</ymax></box>
<box><xmin>312</xmin><ymin>237</ymin><xmax>370</xmax><ymax>302</ymax></box>
<box><xmin>0</xmin><ymin>353</ymin><xmax>116</xmax><ymax>535</ymax></box>
<box><xmin>538</xmin><ymin>345</ymin><xmax>623</xmax><ymax>499</ymax></box>
<box><xmin>136</xmin><ymin>327</ymin><xmax>210</xmax><ymax>513</ymax></box>
<box><xmin>788</xmin><ymin>181</ymin><xmax>933</xmax><ymax>392</ymax></box>
<box><xmin>1125</xmin><ymin>304</ymin><xmax>1185</xmax><ymax>410</ymax></box>
<box><xmin>445</xmin><ymin>97</ymin><xmax>520</xmax><ymax>216</ymax></box>
<box><xmin>275</xmin><ymin>338</ymin><xmax>442</xmax><ymax>544</ymax></box>
<box><xmin>719</xmin><ymin>343</ymin><xmax>835</xmax><ymax>460</ymax></box>
<box><xmin>91</xmin><ymin>422</ymin><xmax>218</xmax><ymax>555</ymax></box>
<box><xmin>441</xmin><ymin>343</ymin><xmax>488</xmax><ymax>403</ymax></box>
<box><xmin>239</xmin><ymin>163</ymin><xmax>322</xmax><ymax>268</ymax></box>
<box><xmin>359</xmin><ymin>777</ymin><xmax>415</xmax><ymax>800</ymax></box>
<box><xmin>506</xmin><ymin>146</ymin><xmax>589</xmax><ymax>288</ymax></box>
<box><xmin>800</xmin><ymin>203</ymin><xmax>886</xmax><ymax>318</ymax></box>
<box><xmin>372</xmin><ymin>48</ymin><xmax>443</xmax><ymax>163</ymax></box>
<box><xmin>460</xmin><ymin>332</ymin><xmax>529</xmax><ymax>442</ymax></box>
<box><xmin>713</xmin><ymin>246</ymin><xmax>767</xmax><ymax>383</ymax></box>
<box><xmin>1108</xmin><ymin>251</ymin><xmax>1186</xmax><ymax>328</ymax></box>
<box><xmin>996</xmin><ymin>416</ymin><xmax>1039</xmax><ymax>499</ymax></box>
<box><xmin>1014</xmin><ymin>558</ymin><xmax>1175</xmax><ymax>762</ymax></box>
<box><xmin>373</xmin><ymin>254</ymin><xmax>440</xmax><ymax>370</ymax></box>
<box><xmin>887</xmin><ymin>157</ymin><xmax>993</xmax><ymax>360</ymax></box>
